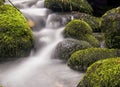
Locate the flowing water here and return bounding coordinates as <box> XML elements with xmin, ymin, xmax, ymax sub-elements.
<box><xmin>0</xmin><ymin>0</ymin><xmax>83</xmax><ymax>87</ymax></box>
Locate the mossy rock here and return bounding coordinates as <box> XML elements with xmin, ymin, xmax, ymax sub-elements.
<box><xmin>83</xmin><ymin>34</ymin><xmax>99</xmax><ymax>47</ymax></box>
<box><xmin>103</xmin><ymin>7</ymin><xmax>120</xmax><ymax>17</ymax></box>
<box><xmin>93</xmin><ymin>33</ymin><xmax>105</xmax><ymax>42</ymax></box>
<box><xmin>54</xmin><ymin>38</ymin><xmax>92</xmax><ymax>61</ymax></box>
<box><xmin>74</xmin><ymin>13</ymin><xmax>102</xmax><ymax>32</ymax></box>
<box><xmin>102</xmin><ymin>12</ymin><xmax>120</xmax><ymax>34</ymax></box>
<box><xmin>0</xmin><ymin>5</ymin><xmax>33</xmax><ymax>60</ymax></box>
<box><xmin>78</xmin><ymin>58</ymin><xmax>120</xmax><ymax>87</ymax></box>
<box><xmin>64</xmin><ymin>20</ymin><xmax>92</xmax><ymax>39</ymax></box>
<box><xmin>64</xmin><ymin>20</ymin><xmax>99</xmax><ymax>47</ymax></box>
<box><xmin>68</xmin><ymin>48</ymin><xmax>120</xmax><ymax>71</ymax></box>
<box><xmin>45</xmin><ymin>0</ymin><xmax>93</xmax><ymax>14</ymax></box>
<box><xmin>101</xmin><ymin>7</ymin><xmax>120</xmax><ymax>49</ymax></box>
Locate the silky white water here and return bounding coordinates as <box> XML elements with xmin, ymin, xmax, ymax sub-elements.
<box><xmin>0</xmin><ymin>0</ymin><xmax>83</xmax><ymax>87</ymax></box>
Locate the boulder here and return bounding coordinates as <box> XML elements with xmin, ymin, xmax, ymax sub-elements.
<box><xmin>101</xmin><ymin>7</ymin><xmax>120</xmax><ymax>48</ymax></box>
<box><xmin>73</xmin><ymin>13</ymin><xmax>102</xmax><ymax>32</ymax></box>
<box><xmin>45</xmin><ymin>0</ymin><xmax>93</xmax><ymax>14</ymax></box>
<box><xmin>54</xmin><ymin>38</ymin><xmax>92</xmax><ymax>60</ymax></box>
<box><xmin>0</xmin><ymin>5</ymin><xmax>34</xmax><ymax>61</ymax></box>
<box><xmin>68</xmin><ymin>48</ymin><xmax>120</xmax><ymax>71</ymax></box>
<box><xmin>64</xmin><ymin>20</ymin><xmax>99</xmax><ymax>47</ymax></box>
<box><xmin>77</xmin><ymin>58</ymin><xmax>120</xmax><ymax>87</ymax></box>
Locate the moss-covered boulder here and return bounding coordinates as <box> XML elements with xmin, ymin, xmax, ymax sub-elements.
<box><xmin>101</xmin><ymin>7</ymin><xmax>120</xmax><ymax>48</ymax></box>
<box><xmin>64</xmin><ymin>20</ymin><xmax>92</xmax><ymax>38</ymax></box>
<box><xmin>103</xmin><ymin>7</ymin><xmax>120</xmax><ymax>16</ymax></box>
<box><xmin>54</xmin><ymin>38</ymin><xmax>92</xmax><ymax>60</ymax></box>
<box><xmin>45</xmin><ymin>0</ymin><xmax>93</xmax><ymax>14</ymax></box>
<box><xmin>73</xmin><ymin>13</ymin><xmax>102</xmax><ymax>32</ymax></box>
<box><xmin>68</xmin><ymin>48</ymin><xmax>120</xmax><ymax>71</ymax></box>
<box><xmin>93</xmin><ymin>33</ymin><xmax>105</xmax><ymax>42</ymax></box>
<box><xmin>83</xmin><ymin>34</ymin><xmax>99</xmax><ymax>47</ymax></box>
<box><xmin>78</xmin><ymin>58</ymin><xmax>120</xmax><ymax>87</ymax></box>
<box><xmin>0</xmin><ymin>5</ymin><xmax>33</xmax><ymax>60</ymax></box>
<box><xmin>64</xmin><ymin>20</ymin><xmax>99</xmax><ymax>47</ymax></box>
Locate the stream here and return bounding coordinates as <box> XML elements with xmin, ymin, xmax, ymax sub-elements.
<box><xmin>0</xmin><ymin>0</ymin><xmax>83</xmax><ymax>87</ymax></box>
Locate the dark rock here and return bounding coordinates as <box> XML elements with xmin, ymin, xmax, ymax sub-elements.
<box><xmin>54</xmin><ymin>38</ymin><xmax>92</xmax><ymax>61</ymax></box>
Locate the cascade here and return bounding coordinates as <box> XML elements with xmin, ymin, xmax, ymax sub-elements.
<box><xmin>0</xmin><ymin>0</ymin><xmax>83</xmax><ymax>87</ymax></box>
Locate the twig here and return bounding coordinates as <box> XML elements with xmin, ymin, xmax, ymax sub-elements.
<box><xmin>7</xmin><ymin>0</ymin><xmax>22</xmax><ymax>14</ymax></box>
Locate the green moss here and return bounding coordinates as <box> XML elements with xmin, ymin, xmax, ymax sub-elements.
<box><xmin>83</xmin><ymin>34</ymin><xmax>99</xmax><ymax>47</ymax></box>
<box><xmin>101</xmin><ymin>7</ymin><xmax>120</xmax><ymax>49</ymax></box>
<box><xmin>64</xmin><ymin>20</ymin><xmax>99</xmax><ymax>47</ymax></box>
<box><xmin>45</xmin><ymin>0</ymin><xmax>93</xmax><ymax>14</ymax></box>
<box><xmin>74</xmin><ymin>13</ymin><xmax>102</xmax><ymax>32</ymax></box>
<box><xmin>0</xmin><ymin>5</ymin><xmax>33</xmax><ymax>60</ymax></box>
<box><xmin>78</xmin><ymin>58</ymin><xmax>120</xmax><ymax>87</ymax></box>
<box><xmin>64</xmin><ymin>20</ymin><xmax>92</xmax><ymax>39</ymax></box>
<box><xmin>93</xmin><ymin>33</ymin><xmax>105</xmax><ymax>42</ymax></box>
<box><xmin>55</xmin><ymin>38</ymin><xmax>92</xmax><ymax>60</ymax></box>
<box><xmin>68</xmin><ymin>48</ymin><xmax>120</xmax><ymax>71</ymax></box>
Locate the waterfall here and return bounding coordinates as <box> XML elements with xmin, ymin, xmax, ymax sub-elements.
<box><xmin>0</xmin><ymin>0</ymin><xmax>83</xmax><ymax>87</ymax></box>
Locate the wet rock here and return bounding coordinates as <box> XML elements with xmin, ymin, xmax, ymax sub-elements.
<box><xmin>54</xmin><ymin>38</ymin><xmax>92</xmax><ymax>61</ymax></box>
